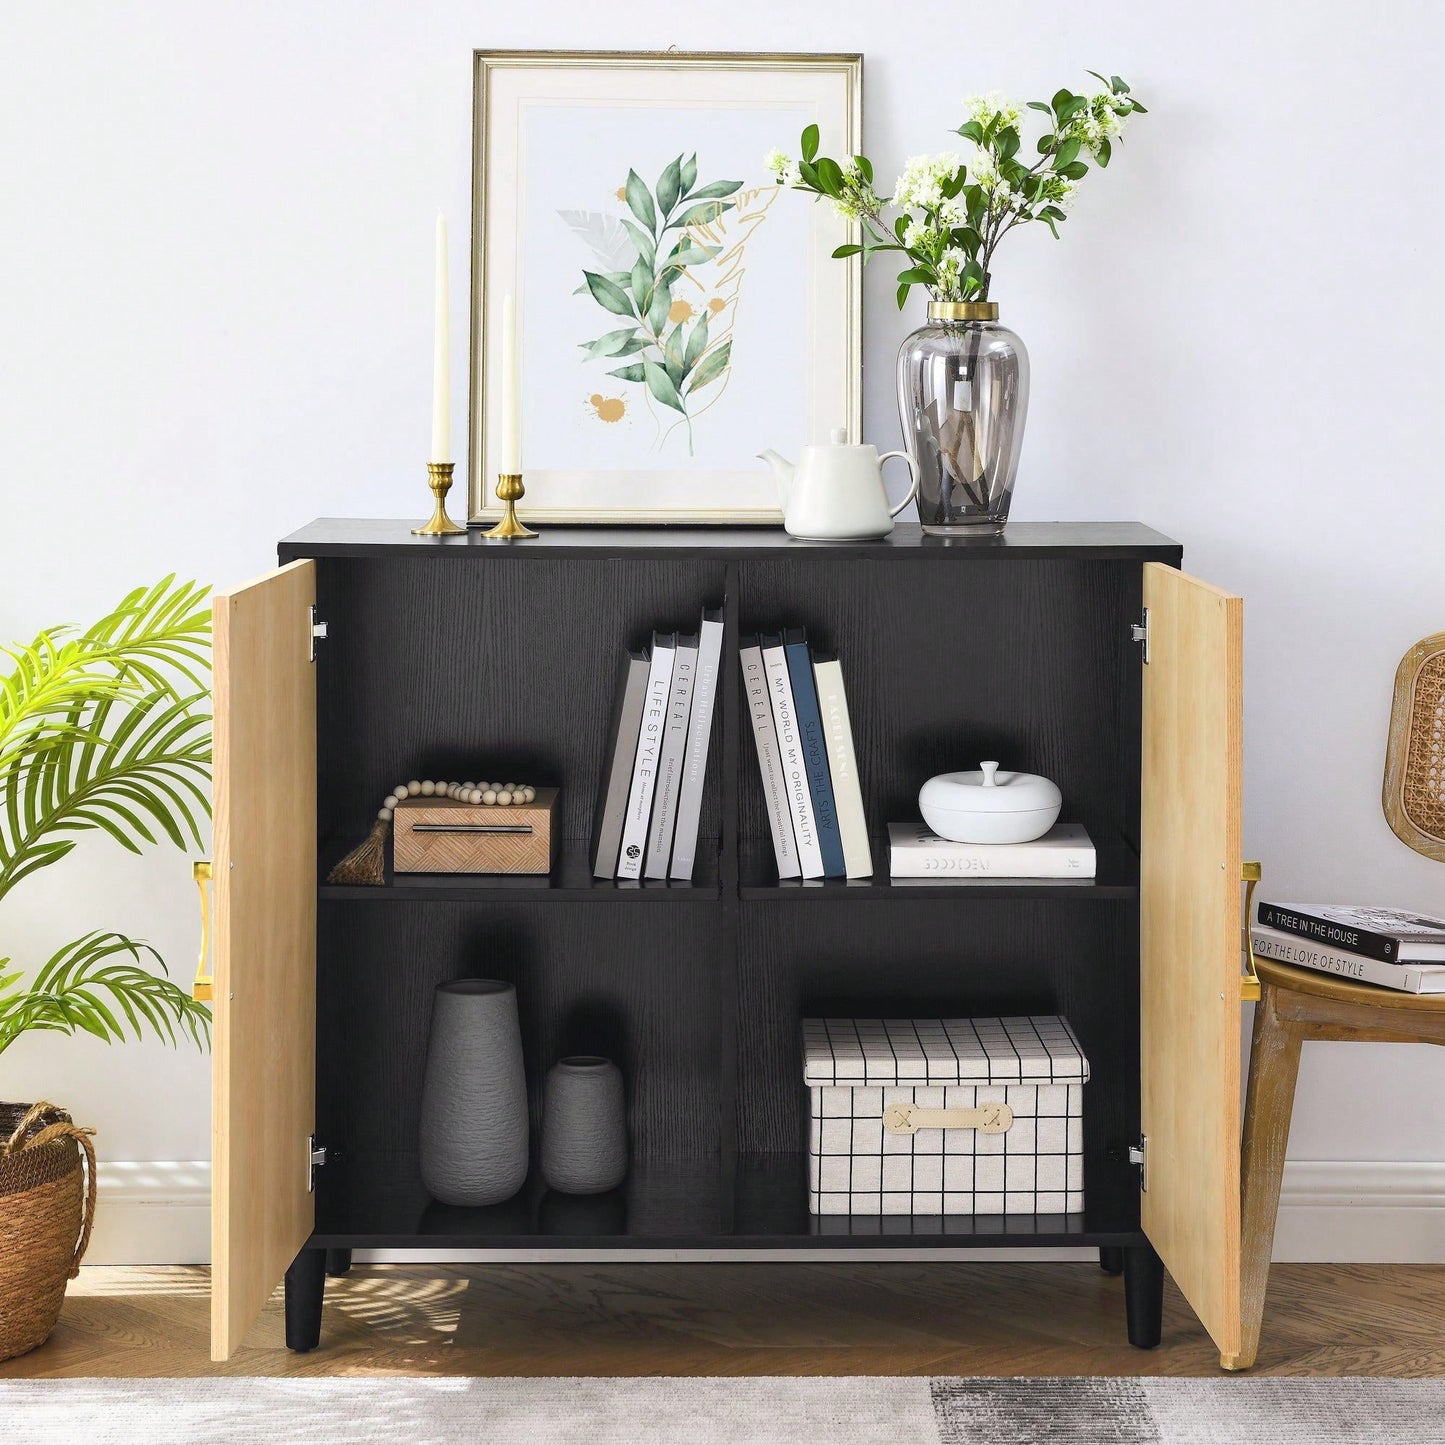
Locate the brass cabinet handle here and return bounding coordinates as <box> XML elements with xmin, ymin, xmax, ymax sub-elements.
<box><xmin>193</xmin><ymin>860</ymin><xmax>213</xmax><ymax>1002</ymax></box>
<box><xmin>883</xmin><ymin>1101</ymin><xmax>1014</xmax><ymax>1136</ymax></box>
<box><xmin>1241</xmin><ymin>860</ymin><xmax>1262</xmax><ymax>1002</ymax></box>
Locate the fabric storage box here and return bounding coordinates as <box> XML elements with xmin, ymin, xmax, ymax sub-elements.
<box><xmin>803</xmin><ymin>1016</ymin><xmax>1089</xmax><ymax>1216</ymax></box>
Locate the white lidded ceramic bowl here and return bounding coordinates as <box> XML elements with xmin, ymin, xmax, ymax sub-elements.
<box><xmin>918</xmin><ymin>761</ymin><xmax>1062</xmax><ymax>844</ymax></box>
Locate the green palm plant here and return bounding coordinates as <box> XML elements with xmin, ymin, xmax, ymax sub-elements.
<box><xmin>0</xmin><ymin>578</ymin><xmax>213</xmax><ymax>1058</ymax></box>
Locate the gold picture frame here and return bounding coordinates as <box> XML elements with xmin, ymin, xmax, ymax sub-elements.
<box><xmin>469</xmin><ymin>49</ymin><xmax>863</xmax><ymax>525</ymax></box>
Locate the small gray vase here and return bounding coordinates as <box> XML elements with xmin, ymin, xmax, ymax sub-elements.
<box><xmin>540</xmin><ymin>1056</ymin><xmax>627</xmax><ymax>1195</ymax></box>
<box><xmin>418</xmin><ymin>979</ymin><xmax>528</xmax><ymax>1207</ymax></box>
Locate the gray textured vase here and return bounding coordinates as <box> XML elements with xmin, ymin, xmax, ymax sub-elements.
<box><xmin>540</xmin><ymin>1056</ymin><xmax>627</xmax><ymax>1195</ymax></box>
<box><xmin>418</xmin><ymin>979</ymin><xmax>528</xmax><ymax>1207</ymax></box>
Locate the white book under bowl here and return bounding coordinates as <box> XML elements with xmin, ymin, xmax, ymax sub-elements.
<box><xmin>888</xmin><ymin>821</ymin><xmax>1096</xmax><ymax>879</ymax></box>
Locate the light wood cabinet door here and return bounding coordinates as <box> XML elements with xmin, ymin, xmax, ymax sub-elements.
<box><xmin>1139</xmin><ymin>561</ymin><xmax>1245</xmax><ymax>1366</ymax></box>
<box><xmin>211</xmin><ymin>561</ymin><xmax>317</xmax><ymax>1361</ymax></box>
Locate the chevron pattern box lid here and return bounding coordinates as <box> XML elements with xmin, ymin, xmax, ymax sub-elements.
<box><xmin>802</xmin><ymin>1016</ymin><xmax>1089</xmax><ymax>1086</ymax></box>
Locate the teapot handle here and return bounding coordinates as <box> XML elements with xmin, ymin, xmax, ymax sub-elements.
<box><xmin>878</xmin><ymin>451</ymin><xmax>919</xmax><ymax>519</ymax></box>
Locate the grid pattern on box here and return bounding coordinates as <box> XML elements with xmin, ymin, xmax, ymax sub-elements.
<box><xmin>803</xmin><ymin>1015</ymin><xmax>1088</xmax><ymax>1218</ymax></box>
<box><xmin>802</xmin><ymin>1015</ymin><xmax>1089</xmax><ymax>1086</ymax></box>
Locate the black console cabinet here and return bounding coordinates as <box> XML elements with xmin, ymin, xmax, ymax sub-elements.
<box><xmin>208</xmin><ymin>520</ymin><xmax>1249</xmax><ymax>1368</ymax></box>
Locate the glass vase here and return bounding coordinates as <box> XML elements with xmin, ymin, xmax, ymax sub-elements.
<box><xmin>896</xmin><ymin>301</ymin><xmax>1029</xmax><ymax>534</ymax></box>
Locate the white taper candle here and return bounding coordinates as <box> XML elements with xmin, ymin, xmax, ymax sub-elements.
<box><xmin>500</xmin><ymin>290</ymin><xmax>521</xmax><ymax>472</ymax></box>
<box><xmin>430</xmin><ymin>214</ymin><xmax>450</xmax><ymax>464</ymax></box>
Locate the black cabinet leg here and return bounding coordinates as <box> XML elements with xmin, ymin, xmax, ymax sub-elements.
<box><xmin>1123</xmin><ymin>1243</ymin><xmax>1164</xmax><ymax>1349</ymax></box>
<box><xmin>284</xmin><ymin>1247</ymin><xmax>326</xmax><ymax>1353</ymax></box>
<box><xmin>325</xmin><ymin>1248</ymin><xmax>353</xmax><ymax>1277</ymax></box>
<box><xmin>1099</xmin><ymin>1246</ymin><xmax>1124</xmax><ymax>1276</ymax></box>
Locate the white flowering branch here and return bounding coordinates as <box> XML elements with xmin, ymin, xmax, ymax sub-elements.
<box><xmin>768</xmin><ymin>73</ymin><xmax>1145</xmax><ymax>307</ymax></box>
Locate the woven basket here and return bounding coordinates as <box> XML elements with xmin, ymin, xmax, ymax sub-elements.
<box><xmin>0</xmin><ymin>1101</ymin><xmax>97</xmax><ymax>1363</ymax></box>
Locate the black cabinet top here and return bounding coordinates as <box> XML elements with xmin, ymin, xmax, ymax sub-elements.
<box><xmin>279</xmin><ymin>518</ymin><xmax>1182</xmax><ymax>562</ymax></box>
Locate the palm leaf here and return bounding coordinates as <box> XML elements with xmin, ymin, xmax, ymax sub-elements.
<box><xmin>0</xmin><ymin>931</ymin><xmax>211</xmax><ymax>1057</ymax></box>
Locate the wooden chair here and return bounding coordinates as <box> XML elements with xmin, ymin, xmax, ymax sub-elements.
<box><xmin>1235</xmin><ymin>955</ymin><xmax>1445</xmax><ymax>1370</ymax></box>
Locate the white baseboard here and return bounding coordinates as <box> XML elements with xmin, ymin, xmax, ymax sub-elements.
<box><xmin>83</xmin><ymin>1158</ymin><xmax>1445</xmax><ymax>1267</ymax></box>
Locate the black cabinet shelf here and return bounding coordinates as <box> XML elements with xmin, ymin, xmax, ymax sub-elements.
<box><xmin>318</xmin><ymin>839</ymin><xmax>722</xmax><ymax>903</ymax></box>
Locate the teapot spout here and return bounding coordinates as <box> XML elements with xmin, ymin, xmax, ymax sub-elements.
<box><xmin>757</xmin><ymin>449</ymin><xmax>794</xmax><ymax>510</ymax></box>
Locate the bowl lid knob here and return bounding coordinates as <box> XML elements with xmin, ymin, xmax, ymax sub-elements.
<box><xmin>979</xmin><ymin>761</ymin><xmax>1000</xmax><ymax>788</ymax></box>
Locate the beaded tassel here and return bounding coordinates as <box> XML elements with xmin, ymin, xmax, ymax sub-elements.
<box><xmin>324</xmin><ymin>779</ymin><xmax>539</xmax><ymax>887</ymax></box>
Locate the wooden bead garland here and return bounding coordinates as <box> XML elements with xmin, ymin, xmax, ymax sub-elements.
<box><xmin>378</xmin><ymin>780</ymin><xmax>536</xmax><ymax>821</ymax></box>
<box><xmin>328</xmin><ymin>775</ymin><xmax>539</xmax><ymax>886</ymax></box>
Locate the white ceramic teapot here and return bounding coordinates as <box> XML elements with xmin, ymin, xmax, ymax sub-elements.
<box><xmin>759</xmin><ymin>428</ymin><xmax>919</xmax><ymax>541</ymax></box>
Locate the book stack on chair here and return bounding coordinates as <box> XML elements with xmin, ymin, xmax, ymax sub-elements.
<box><xmin>592</xmin><ymin>608</ymin><xmax>724</xmax><ymax>881</ymax></box>
<box><xmin>738</xmin><ymin>630</ymin><xmax>872</xmax><ymax>880</ymax></box>
<box><xmin>1251</xmin><ymin>903</ymin><xmax>1445</xmax><ymax>994</ymax></box>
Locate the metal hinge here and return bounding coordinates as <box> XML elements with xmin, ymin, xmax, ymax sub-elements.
<box><xmin>309</xmin><ymin>605</ymin><xmax>328</xmax><ymax>662</ymax></box>
<box><xmin>1128</xmin><ymin>1135</ymin><xmax>1147</xmax><ymax>1192</ymax></box>
<box><xmin>308</xmin><ymin>1136</ymin><xmax>327</xmax><ymax>1192</ymax></box>
<box><xmin>1131</xmin><ymin>609</ymin><xmax>1150</xmax><ymax>664</ymax></box>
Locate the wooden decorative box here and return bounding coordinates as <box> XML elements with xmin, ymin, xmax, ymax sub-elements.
<box><xmin>393</xmin><ymin>788</ymin><xmax>557</xmax><ymax>875</ymax></box>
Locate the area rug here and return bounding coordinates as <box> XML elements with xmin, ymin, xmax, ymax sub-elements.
<box><xmin>3</xmin><ymin>1375</ymin><xmax>1444</xmax><ymax>1443</ymax></box>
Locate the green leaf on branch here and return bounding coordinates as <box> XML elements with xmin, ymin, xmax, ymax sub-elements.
<box><xmin>661</xmin><ymin>327</ymin><xmax>686</xmax><ymax>388</ymax></box>
<box><xmin>679</xmin><ymin>153</ymin><xmax>698</xmax><ymax>196</ymax></box>
<box><xmin>996</xmin><ymin>127</ymin><xmax>1020</xmax><ymax>162</ymax></box>
<box><xmin>643</xmin><ymin>358</ymin><xmax>687</xmax><ymax>412</ymax></box>
<box><xmin>607</xmin><ymin>362</ymin><xmax>647</xmax><ymax>383</ymax></box>
<box><xmin>896</xmin><ymin>266</ymin><xmax>934</xmax><ymax>286</ymax></box>
<box><xmin>956</xmin><ymin>121</ymin><xmax>984</xmax><ymax>143</ymax></box>
<box><xmin>684</xmin><ymin>179</ymin><xmax>744</xmax><ymax>202</ymax></box>
<box><xmin>646</xmin><ymin>274</ymin><xmax>673</xmax><ymax>335</ymax></box>
<box><xmin>1051</xmin><ymin>88</ymin><xmax>1074</xmax><ymax>115</ymax></box>
<box><xmin>625</xmin><ymin>170</ymin><xmax>657</xmax><ymax>235</ymax></box>
<box><xmin>657</xmin><ymin>157</ymin><xmax>683</xmax><ymax>218</ymax></box>
<box><xmin>668</xmin><ymin>200</ymin><xmax>735</xmax><ymax>232</ymax></box>
<box><xmin>579</xmin><ymin>328</ymin><xmax>643</xmax><ymax>358</ymax></box>
<box><xmin>831</xmin><ymin>243</ymin><xmax>864</xmax><ymax>258</ymax></box>
<box><xmin>1128</xmin><ymin>100</ymin><xmax>1148</xmax><ymax>113</ymax></box>
<box><xmin>621</xmin><ymin>220</ymin><xmax>655</xmax><ymax>270</ymax></box>
<box><xmin>1052</xmin><ymin>136</ymin><xmax>1082</xmax><ymax>168</ymax></box>
<box><xmin>853</xmin><ymin>155</ymin><xmax>873</xmax><ymax>183</ymax></box>
<box><xmin>815</xmin><ymin>156</ymin><xmax>844</xmax><ymax>196</ymax></box>
<box><xmin>1026</xmin><ymin>100</ymin><xmax>1053</xmax><ymax>114</ymax></box>
<box><xmin>683</xmin><ymin>313</ymin><xmax>709</xmax><ymax>371</ymax></box>
<box><xmin>1096</xmin><ymin>137</ymin><xmax>1112</xmax><ymax>167</ymax></box>
<box><xmin>896</xmin><ymin>282</ymin><xmax>911</xmax><ymax>310</ymax></box>
<box><xmin>1057</xmin><ymin>160</ymin><xmax>1089</xmax><ymax>180</ymax></box>
<box><xmin>686</xmin><ymin>339</ymin><xmax>731</xmax><ymax>393</ymax></box>
<box><xmin>801</xmin><ymin>123</ymin><xmax>819</xmax><ymax>162</ymax></box>
<box><xmin>583</xmin><ymin>271</ymin><xmax>635</xmax><ymax>318</ymax></box>
<box><xmin>630</xmin><ymin>255</ymin><xmax>653</xmax><ymax>305</ymax></box>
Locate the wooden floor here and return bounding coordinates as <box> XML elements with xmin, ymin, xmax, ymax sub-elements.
<box><xmin>4</xmin><ymin>1262</ymin><xmax>1443</xmax><ymax>1378</ymax></box>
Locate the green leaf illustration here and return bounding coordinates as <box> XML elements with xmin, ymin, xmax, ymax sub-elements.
<box><xmin>630</xmin><ymin>254</ymin><xmax>653</xmax><ymax>307</ymax></box>
<box><xmin>646</xmin><ymin>273</ymin><xmax>673</xmax><ymax>335</ymax></box>
<box><xmin>686</xmin><ymin>340</ymin><xmax>730</xmax><ymax>394</ymax></box>
<box><xmin>579</xmin><ymin>328</ymin><xmax>643</xmax><ymax>358</ymax></box>
<box><xmin>607</xmin><ymin>362</ymin><xmax>647</xmax><ymax>383</ymax></box>
<box><xmin>679</xmin><ymin>153</ymin><xmax>698</xmax><ymax>195</ymax></box>
<box><xmin>584</xmin><ymin>270</ymin><xmax>635</xmax><ymax>317</ymax></box>
<box><xmin>657</xmin><ymin>156</ymin><xmax>683</xmax><ymax>217</ymax></box>
<box><xmin>669</xmin><ymin>200</ymin><xmax>735</xmax><ymax>233</ymax></box>
<box><xmin>662</xmin><ymin>328</ymin><xmax>686</xmax><ymax>389</ymax></box>
<box><xmin>625</xmin><ymin>169</ymin><xmax>657</xmax><ymax>235</ymax></box>
<box><xmin>642</xmin><ymin>360</ymin><xmax>687</xmax><ymax>413</ymax></box>
<box><xmin>622</xmin><ymin>219</ymin><xmax>656</xmax><ymax>269</ymax></box>
<box><xmin>682</xmin><ymin>179</ymin><xmax>743</xmax><ymax>202</ymax></box>
<box><xmin>683</xmin><ymin>312</ymin><xmax>709</xmax><ymax>372</ymax></box>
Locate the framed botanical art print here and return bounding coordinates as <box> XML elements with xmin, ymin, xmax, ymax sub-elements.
<box><xmin>470</xmin><ymin>50</ymin><xmax>862</xmax><ymax>525</ymax></box>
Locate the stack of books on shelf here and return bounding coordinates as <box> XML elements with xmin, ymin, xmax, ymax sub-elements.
<box><xmin>739</xmin><ymin>630</ymin><xmax>872</xmax><ymax>880</ymax></box>
<box><xmin>887</xmin><ymin>821</ymin><xmax>1096</xmax><ymax>881</ymax></box>
<box><xmin>592</xmin><ymin>608</ymin><xmax>724</xmax><ymax>881</ymax></box>
<box><xmin>1251</xmin><ymin>902</ymin><xmax>1445</xmax><ymax>994</ymax></box>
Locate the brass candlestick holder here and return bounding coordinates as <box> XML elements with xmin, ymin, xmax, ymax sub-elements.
<box><xmin>411</xmin><ymin>461</ymin><xmax>465</xmax><ymax>536</ymax></box>
<box><xmin>482</xmin><ymin>472</ymin><xmax>538</xmax><ymax>540</ymax></box>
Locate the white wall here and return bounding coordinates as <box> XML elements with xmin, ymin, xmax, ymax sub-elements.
<box><xmin>2</xmin><ymin>1</ymin><xmax>1442</xmax><ymax>1260</ymax></box>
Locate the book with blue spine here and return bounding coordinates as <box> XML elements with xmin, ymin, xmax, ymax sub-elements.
<box><xmin>783</xmin><ymin>629</ymin><xmax>845</xmax><ymax>878</ymax></box>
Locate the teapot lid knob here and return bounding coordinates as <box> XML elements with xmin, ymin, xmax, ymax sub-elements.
<box><xmin>828</xmin><ymin>427</ymin><xmax>847</xmax><ymax>445</ymax></box>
